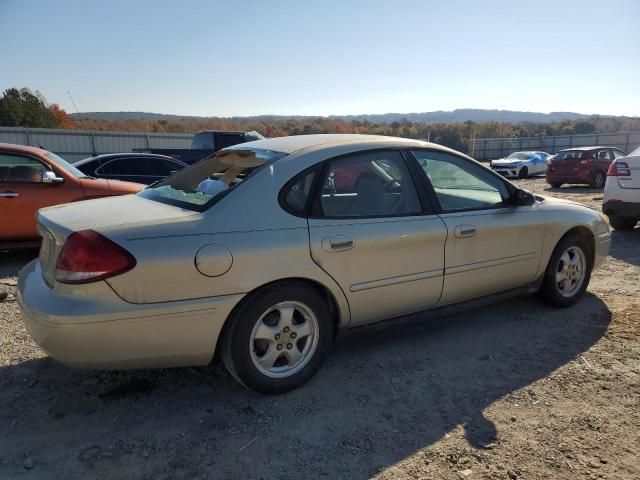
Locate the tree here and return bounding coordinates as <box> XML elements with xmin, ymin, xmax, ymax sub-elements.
<box><xmin>49</xmin><ymin>104</ymin><xmax>76</xmax><ymax>129</ymax></box>
<box><xmin>0</xmin><ymin>88</ymin><xmax>58</xmax><ymax>128</ymax></box>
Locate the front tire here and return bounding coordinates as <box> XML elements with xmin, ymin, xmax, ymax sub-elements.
<box><xmin>539</xmin><ymin>234</ymin><xmax>593</xmax><ymax>308</ymax></box>
<box><xmin>220</xmin><ymin>282</ymin><xmax>333</xmax><ymax>394</ymax></box>
<box><xmin>608</xmin><ymin>215</ymin><xmax>638</xmax><ymax>231</ymax></box>
<box><xmin>518</xmin><ymin>166</ymin><xmax>529</xmax><ymax>179</ymax></box>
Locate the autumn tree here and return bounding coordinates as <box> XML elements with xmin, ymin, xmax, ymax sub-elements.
<box><xmin>49</xmin><ymin>104</ymin><xmax>77</xmax><ymax>129</ymax></box>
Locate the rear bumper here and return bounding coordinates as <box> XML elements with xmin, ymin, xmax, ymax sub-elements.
<box><xmin>546</xmin><ymin>169</ymin><xmax>593</xmax><ymax>184</ymax></box>
<box><xmin>603</xmin><ymin>200</ymin><xmax>640</xmax><ymax>218</ymax></box>
<box><xmin>17</xmin><ymin>260</ymin><xmax>244</xmax><ymax>369</ymax></box>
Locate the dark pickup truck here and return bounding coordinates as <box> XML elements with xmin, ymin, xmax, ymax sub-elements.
<box><xmin>134</xmin><ymin>130</ymin><xmax>264</xmax><ymax>165</ymax></box>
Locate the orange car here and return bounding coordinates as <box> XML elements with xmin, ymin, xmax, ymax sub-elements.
<box><xmin>0</xmin><ymin>143</ymin><xmax>143</xmax><ymax>248</ymax></box>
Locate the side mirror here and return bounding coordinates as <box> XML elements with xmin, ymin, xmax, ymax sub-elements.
<box><xmin>42</xmin><ymin>171</ymin><xmax>64</xmax><ymax>184</ymax></box>
<box><xmin>512</xmin><ymin>188</ymin><xmax>535</xmax><ymax>206</ymax></box>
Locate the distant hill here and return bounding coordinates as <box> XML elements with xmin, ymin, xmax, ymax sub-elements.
<box><xmin>72</xmin><ymin>108</ymin><xmax>619</xmax><ymax>124</ymax></box>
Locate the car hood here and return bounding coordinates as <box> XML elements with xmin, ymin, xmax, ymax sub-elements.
<box><xmin>492</xmin><ymin>159</ymin><xmax>523</xmax><ymax>166</ymax></box>
<box><xmin>78</xmin><ymin>177</ymin><xmax>144</xmax><ymax>195</ymax></box>
<box><xmin>37</xmin><ymin>194</ymin><xmax>198</xmax><ymax>244</ymax></box>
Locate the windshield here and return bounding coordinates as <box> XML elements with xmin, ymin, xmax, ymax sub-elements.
<box><xmin>138</xmin><ymin>147</ymin><xmax>287</xmax><ymax>211</ymax></box>
<box><xmin>506</xmin><ymin>152</ymin><xmax>531</xmax><ymax>160</ymax></box>
<box><xmin>45</xmin><ymin>151</ymin><xmax>86</xmax><ymax>178</ymax></box>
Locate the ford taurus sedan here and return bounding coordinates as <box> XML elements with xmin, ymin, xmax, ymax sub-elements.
<box><xmin>18</xmin><ymin>135</ymin><xmax>611</xmax><ymax>393</ymax></box>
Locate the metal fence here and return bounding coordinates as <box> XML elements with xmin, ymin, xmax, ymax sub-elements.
<box><xmin>469</xmin><ymin>132</ymin><xmax>640</xmax><ymax>161</ymax></box>
<box><xmin>0</xmin><ymin>127</ymin><xmax>193</xmax><ymax>162</ymax></box>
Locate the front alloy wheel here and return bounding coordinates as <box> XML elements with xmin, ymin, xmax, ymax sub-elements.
<box><xmin>539</xmin><ymin>234</ymin><xmax>593</xmax><ymax>307</ymax></box>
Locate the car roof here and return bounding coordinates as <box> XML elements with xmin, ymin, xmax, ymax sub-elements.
<box><xmin>231</xmin><ymin>134</ymin><xmax>437</xmax><ymax>155</ymax></box>
<box><xmin>558</xmin><ymin>146</ymin><xmax>620</xmax><ymax>152</ymax></box>
<box><xmin>0</xmin><ymin>142</ymin><xmax>47</xmax><ymax>157</ymax></box>
<box><xmin>75</xmin><ymin>153</ymin><xmax>186</xmax><ymax>166</ymax></box>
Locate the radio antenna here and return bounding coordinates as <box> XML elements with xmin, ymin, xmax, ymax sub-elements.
<box><xmin>67</xmin><ymin>91</ymin><xmax>89</xmax><ymax>131</ymax></box>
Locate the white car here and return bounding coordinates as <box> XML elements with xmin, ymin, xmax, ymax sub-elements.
<box><xmin>603</xmin><ymin>145</ymin><xmax>640</xmax><ymax>230</ymax></box>
<box><xmin>490</xmin><ymin>151</ymin><xmax>551</xmax><ymax>179</ymax></box>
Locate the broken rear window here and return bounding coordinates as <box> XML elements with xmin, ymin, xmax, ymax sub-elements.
<box><xmin>138</xmin><ymin>147</ymin><xmax>287</xmax><ymax>212</ymax></box>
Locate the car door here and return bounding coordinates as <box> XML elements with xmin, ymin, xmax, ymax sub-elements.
<box><xmin>0</xmin><ymin>152</ymin><xmax>84</xmax><ymax>242</ymax></box>
<box><xmin>307</xmin><ymin>150</ymin><xmax>447</xmax><ymax>326</ymax></box>
<box><xmin>410</xmin><ymin>149</ymin><xmax>546</xmax><ymax>306</ymax></box>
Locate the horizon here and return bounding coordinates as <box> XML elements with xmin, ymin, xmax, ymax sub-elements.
<box><xmin>1</xmin><ymin>0</ymin><xmax>639</xmax><ymax>117</ymax></box>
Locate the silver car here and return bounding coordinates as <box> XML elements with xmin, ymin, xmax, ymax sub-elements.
<box><xmin>18</xmin><ymin>135</ymin><xmax>611</xmax><ymax>393</ymax></box>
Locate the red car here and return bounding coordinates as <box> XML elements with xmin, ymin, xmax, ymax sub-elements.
<box><xmin>546</xmin><ymin>146</ymin><xmax>626</xmax><ymax>188</ymax></box>
<box><xmin>0</xmin><ymin>143</ymin><xmax>144</xmax><ymax>248</ymax></box>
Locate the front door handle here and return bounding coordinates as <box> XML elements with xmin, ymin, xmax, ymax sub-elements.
<box><xmin>321</xmin><ymin>236</ymin><xmax>355</xmax><ymax>252</ymax></box>
<box><xmin>0</xmin><ymin>192</ymin><xmax>19</xmax><ymax>198</ymax></box>
<box><xmin>454</xmin><ymin>224</ymin><xmax>477</xmax><ymax>238</ymax></box>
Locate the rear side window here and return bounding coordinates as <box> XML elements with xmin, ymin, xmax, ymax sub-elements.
<box><xmin>216</xmin><ymin>133</ymin><xmax>245</xmax><ymax>149</ymax></box>
<box><xmin>192</xmin><ymin>132</ymin><xmax>214</xmax><ymax>149</ymax></box>
<box><xmin>281</xmin><ymin>169</ymin><xmax>318</xmax><ymax>216</ymax></box>
<box><xmin>612</xmin><ymin>149</ymin><xmax>626</xmax><ymax>159</ymax></box>
<box><xmin>315</xmin><ymin>150</ymin><xmax>421</xmax><ymax>218</ymax></box>
<box><xmin>556</xmin><ymin>150</ymin><xmax>588</xmax><ymax>160</ymax></box>
<box><xmin>596</xmin><ymin>150</ymin><xmax>612</xmax><ymax>161</ymax></box>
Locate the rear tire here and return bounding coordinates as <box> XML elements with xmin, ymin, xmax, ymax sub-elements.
<box><xmin>608</xmin><ymin>215</ymin><xmax>638</xmax><ymax>231</ymax></box>
<box><xmin>539</xmin><ymin>234</ymin><xmax>593</xmax><ymax>308</ymax></box>
<box><xmin>220</xmin><ymin>282</ymin><xmax>333</xmax><ymax>394</ymax></box>
<box><xmin>591</xmin><ymin>171</ymin><xmax>605</xmax><ymax>188</ymax></box>
<box><xmin>518</xmin><ymin>166</ymin><xmax>529</xmax><ymax>179</ymax></box>
<box><xmin>550</xmin><ymin>182</ymin><xmax>562</xmax><ymax>188</ymax></box>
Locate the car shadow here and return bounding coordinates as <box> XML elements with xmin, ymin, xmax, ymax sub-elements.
<box><xmin>609</xmin><ymin>229</ymin><xmax>640</xmax><ymax>266</ymax></box>
<box><xmin>0</xmin><ymin>293</ymin><xmax>610</xmax><ymax>479</ymax></box>
<box><xmin>0</xmin><ymin>249</ymin><xmax>38</xmax><ymax>280</ymax></box>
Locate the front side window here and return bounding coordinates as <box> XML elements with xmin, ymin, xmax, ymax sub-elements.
<box><xmin>412</xmin><ymin>150</ymin><xmax>509</xmax><ymax>211</ymax></box>
<box><xmin>0</xmin><ymin>153</ymin><xmax>46</xmax><ymax>183</ymax></box>
<box><xmin>138</xmin><ymin>147</ymin><xmax>287</xmax><ymax>211</ymax></box>
<box><xmin>316</xmin><ymin>150</ymin><xmax>421</xmax><ymax>218</ymax></box>
<box><xmin>44</xmin><ymin>151</ymin><xmax>85</xmax><ymax>178</ymax></box>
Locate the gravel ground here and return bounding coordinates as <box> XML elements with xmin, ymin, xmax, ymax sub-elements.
<box><xmin>0</xmin><ymin>176</ymin><xmax>638</xmax><ymax>479</ymax></box>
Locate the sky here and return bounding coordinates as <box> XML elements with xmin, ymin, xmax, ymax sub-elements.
<box><xmin>1</xmin><ymin>0</ymin><xmax>639</xmax><ymax>117</ymax></box>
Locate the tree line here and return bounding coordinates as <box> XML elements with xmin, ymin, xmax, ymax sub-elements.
<box><xmin>1</xmin><ymin>88</ymin><xmax>639</xmax><ymax>155</ymax></box>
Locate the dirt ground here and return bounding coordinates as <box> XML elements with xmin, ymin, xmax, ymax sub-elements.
<box><xmin>0</xmin><ymin>176</ymin><xmax>638</xmax><ymax>480</ymax></box>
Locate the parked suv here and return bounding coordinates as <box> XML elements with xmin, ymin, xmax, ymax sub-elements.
<box><xmin>603</xmin><ymin>145</ymin><xmax>640</xmax><ymax>230</ymax></box>
<box><xmin>546</xmin><ymin>146</ymin><xmax>626</xmax><ymax>188</ymax></box>
<box><xmin>0</xmin><ymin>143</ymin><xmax>143</xmax><ymax>248</ymax></box>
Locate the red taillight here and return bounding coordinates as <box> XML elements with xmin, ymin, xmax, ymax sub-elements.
<box><xmin>607</xmin><ymin>161</ymin><xmax>631</xmax><ymax>177</ymax></box>
<box><xmin>56</xmin><ymin>230</ymin><xmax>136</xmax><ymax>284</ymax></box>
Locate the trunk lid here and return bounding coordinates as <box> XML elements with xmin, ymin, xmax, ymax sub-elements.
<box><xmin>36</xmin><ymin>195</ymin><xmax>198</xmax><ymax>286</ymax></box>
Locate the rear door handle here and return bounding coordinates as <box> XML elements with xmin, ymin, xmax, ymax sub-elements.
<box><xmin>321</xmin><ymin>236</ymin><xmax>354</xmax><ymax>252</ymax></box>
<box><xmin>0</xmin><ymin>192</ymin><xmax>19</xmax><ymax>198</ymax></box>
<box><xmin>454</xmin><ymin>224</ymin><xmax>477</xmax><ymax>238</ymax></box>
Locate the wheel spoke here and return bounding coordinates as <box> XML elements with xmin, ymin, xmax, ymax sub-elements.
<box><xmin>283</xmin><ymin>347</ymin><xmax>302</xmax><ymax>366</ymax></box>
<box><xmin>556</xmin><ymin>271</ymin><xmax>567</xmax><ymax>284</ymax></box>
<box><xmin>277</xmin><ymin>305</ymin><xmax>295</xmax><ymax>328</ymax></box>
<box><xmin>256</xmin><ymin>345</ymin><xmax>281</xmax><ymax>371</ymax></box>
<box><xmin>253</xmin><ymin>322</ymin><xmax>279</xmax><ymax>342</ymax></box>
<box><xmin>292</xmin><ymin>319</ymin><xmax>312</xmax><ymax>339</ymax></box>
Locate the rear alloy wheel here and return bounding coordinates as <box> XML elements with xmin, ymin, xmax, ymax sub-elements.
<box><xmin>608</xmin><ymin>215</ymin><xmax>638</xmax><ymax>231</ymax></box>
<box><xmin>220</xmin><ymin>283</ymin><xmax>333</xmax><ymax>394</ymax></box>
<box><xmin>550</xmin><ymin>182</ymin><xmax>562</xmax><ymax>189</ymax></box>
<box><xmin>591</xmin><ymin>171</ymin><xmax>605</xmax><ymax>188</ymax></box>
<box><xmin>518</xmin><ymin>166</ymin><xmax>529</xmax><ymax>179</ymax></box>
<box><xmin>539</xmin><ymin>234</ymin><xmax>592</xmax><ymax>308</ymax></box>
